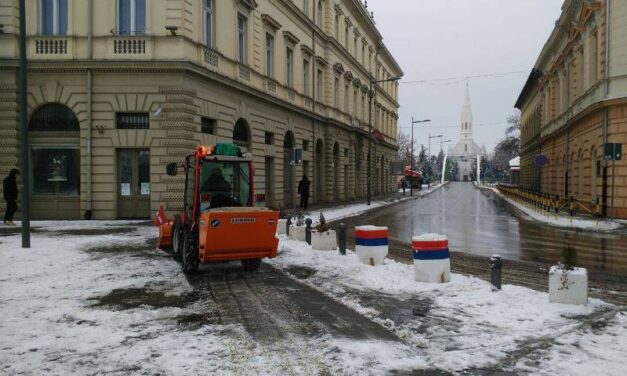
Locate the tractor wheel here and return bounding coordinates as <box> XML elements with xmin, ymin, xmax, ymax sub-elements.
<box><xmin>241</xmin><ymin>258</ymin><xmax>262</xmax><ymax>271</ymax></box>
<box><xmin>181</xmin><ymin>228</ymin><xmax>199</xmax><ymax>274</ymax></box>
<box><xmin>172</xmin><ymin>216</ymin><xmax>183</xmax><ymax>262</ymax></box>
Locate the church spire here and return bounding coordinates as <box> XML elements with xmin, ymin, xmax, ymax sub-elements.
<box><xmin>460</xmin><ymin>81</ymin><xmax>473</xmax><ymax>139</ymax></box>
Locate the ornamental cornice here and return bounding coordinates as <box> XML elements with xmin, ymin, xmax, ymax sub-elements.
<box><xmin>361</xmin><ymin>84</ymin><xmax>369</xmax><ymax>93</ymax></box>
<box><xmin>315</xmin><ymin>56</ymin><xmax>328</xmax><ymax>66</ymax></box>
<box><xmin>333</xmin><ymin>62</ymin><xmax>345</xmax><ymax>75</ymax></box>
<box><xmin>353</xmin><ymin>78</ymin><xmax>361</xmax><ymax>87</ymax></box>
<box><xmin>236</xmin><ymin>0</ymin><xmax>258</xmax><ymax>12</ymax></box>
<box><xmin>283</xmin><ymin>30</ymin><xmax>300</xmax><ymax>45</ymax></box>
<box><xmin>334</xmin><ymin>4</ymin><xmax>344</xmax><ymax>15</ymax></box>
<box><xmin>261</xmin><ymin>14</ymin><xmax>282</xmax><ymax>31</ymax></box>
<box><xmin>300</xmin><ymin>44</ymin><xmax>314</xmax><ymax>57</ymax></box>
<box><xmin>343</xmin><ymin>70</ymin><xmax>354</xmax><ymax>81</ymax></box>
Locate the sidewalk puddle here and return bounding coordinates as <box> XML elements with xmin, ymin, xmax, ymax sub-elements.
<box><xmin>89</xmin><ymin>287</ymin><xmax>195</xmax><ymax>310</ymax></box>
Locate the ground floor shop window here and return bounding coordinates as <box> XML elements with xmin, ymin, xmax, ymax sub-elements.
<box><xmin>31</xmin><ymin>148</ymin><xmax>80</xmax><ymax>195</ymax></box>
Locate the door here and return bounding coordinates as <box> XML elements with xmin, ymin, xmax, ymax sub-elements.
<box><xmin>118</xmin><ymin>149</ymin><xmax>151</xmax><ymax>218</ymax></box>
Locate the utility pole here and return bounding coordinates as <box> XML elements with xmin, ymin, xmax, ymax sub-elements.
<box><xmin>19</xmin><ymin>0</ymin><xmax>30</xmax><ymax>248</ymax></box>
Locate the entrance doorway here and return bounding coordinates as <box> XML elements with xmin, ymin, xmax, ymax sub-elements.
<box><xmin>117</xmin><ymin>149</ymin><xmax>150</xmax><ymax>218</ymax></box>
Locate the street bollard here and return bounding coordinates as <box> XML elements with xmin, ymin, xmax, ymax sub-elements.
<box><xmin>338</xmin><ymin>223</ymin><xmax>347</xmax><ymax>255</ymax></box>
<box><xmin>490</xmin><ymin>255</ymin><xmax>502</xmax><ymax>291</ymax></box>
<box><xmin>305</xmin><ymin>218</ymin><xmax>312</xmax><ymax>245</ymax></box>
<box><xmin>286</xmin><ymin>216</ymin><xmax>291</xmax><ymax>236</ymax></box>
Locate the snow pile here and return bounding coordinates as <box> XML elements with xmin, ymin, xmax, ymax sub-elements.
<box><xmin>271</xmin><ymin>238</ymin><xmax>626</xmax><ymax>374</ymax></box>
<box><xmin>412</xmin><ymin>233</ymin><xmax>447</xmax><ymax>242</ymax></box>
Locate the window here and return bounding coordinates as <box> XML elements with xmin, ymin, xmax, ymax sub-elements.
<box><xmin>202</xmin><ymin>0</ymin><xmax>214</xmax><ymax>48</ymax></box>
<box><xmin>361</xmin><ymin>44</ymin><xmax>365</xmax><ymax>65</ymax></box>
<box><xmin>199</xmin><ymin>161</ymin><xmax>251</xmax><ymax>209</ymax></box>
<box><xmin>286</xmin><ymin>47</ymin><xmax>294</xmax><ymax>88</ymax></box>
<box><xmin>344</xmin><ymin>24</ymin><xmax>349</xmax><ymax>48</ymax></box>
<box><xmin>233</xmin><ymin>119</ymin><xmax>249</xmax><ymax>145</ymax></box>
<box><xmin>265</xmin><ymin>131</ymin><xmax>274</xmax><ymax>145</ymax></box>
<box><xmin>316</xmin><ymin>1</ymin><xmax>322</xmax><ymax>27</ymax></box>
<box><xmin>29</xmin><ymin>103</ymin><xmax>79</xmax><ymax>131</ymax></box>
<box><xmin>266</xmin><ymin>33</ymin><xmax>274</xmax><ymax>78</ymax></box>
<box><xmin>590</xmin><ymin>31</ymin><xmax>598</xmax><ymax>84</ymax></box>
<box><xmin>303</xmin><ymin>59</ymin><xmax>310</xmax><ymax>96</ymax></box>
<box><xmin>362</xmin><ymin>94</ymin><xmax>366</xmax><ymax>120</ymax></box>
<box><xmin>354</xmin><ymin>34</ymin><xmax>358</xmax><ymax>55</ymax></box>
<box><xmin>237</xmin><ymin>13</ymin><xmax>247</xmax><ymax>64</ymax></box>
<box><xmin>344</xmin><ymin>84</ymin><xmax>349</xmax><ymax>112</ymax></box>
<box><xmin>334</xmin><ymin>78</ymin><xmax>339</xmax><ymax>107</ymax></box>
<box><xmin>201</xmin><ymin>117</ymin><xmax>216</xmax><ymax>134</ymax></box>
<box><xmin>116</xmin><ymin>113</ymin><xmax>149</xmax><ymax>129</ymax></box>
<box><xmin>32</xmin><ymin>148</ymin><xmax>80</xmax><ymax>196</ymax></box>
<box><xmin>118</xmin><ymin>0</ymin><xmax>146</xmax><ymax>35</ymax></box>
<box><xmin>303</xmin><ymin>140</ymin><xmax>309</xmax><ymax>151</ymax></box>
<box><xmin>353</xmin><ymin>89</ymin><xmax>357</xmax><ymax>116</ymax></box>
<box><xmin>41</xmin><ymin>0</ymin><xmax>68</xmax><ymax>35</ymax></box>
<box><xmin>303</xmin><ymin>0</ymin><xmax>309</xmax><ymax>16</ymax></box>
<box><xmin>335</xmin><ymin>13</ymin><xmax>339</xmax><ymax>39</ymax></box>
<box><xmin>316</xmin><ymin>69</ymin><xmax>323</xmax><ymax>101</ymax></box>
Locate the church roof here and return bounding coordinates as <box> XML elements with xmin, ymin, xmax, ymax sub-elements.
<box><xmin>460</xmin><ymin>83</ymin><xmax>473</xmax><ymax>125</ymax></box>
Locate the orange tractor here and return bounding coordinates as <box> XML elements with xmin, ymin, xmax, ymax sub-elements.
<box><xmin>155</xmin><ymin>144</ymin><xmax>279</xmax><ymax>273</ymax></box>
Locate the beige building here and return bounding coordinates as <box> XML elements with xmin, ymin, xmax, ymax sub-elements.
<box><xmin>0</xmin><ymin>0</ymin><xmax>402</xmax><ymax>219</ymax></box>
<box><xmin>516</xmin><ymin>0</ymin><xmax>627</xmax><ymax>219</ymax></box>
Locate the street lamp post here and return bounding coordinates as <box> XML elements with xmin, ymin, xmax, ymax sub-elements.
<box><xmin>19</xmin><ymin>0</ymin><xmax>30</xmax><ymax>248</ymax></box>
<box><xmin>367</xmin><ymin>75</ymin><xmax>400</xmax><ymax>205</ymax></box>
<box><xmin>410</xmin><ymin>118</ymin><xmax>431</xmax><ymax>196</ymax></box>
<box><xmin>428</xmin><ymin>134</ymin><xmax>443</xmax><ymax>160</ymax></box>
<box><xmin>440</xmin><ymin>139</ymin><xmax>452</xmax><ymax>152</ymax></box>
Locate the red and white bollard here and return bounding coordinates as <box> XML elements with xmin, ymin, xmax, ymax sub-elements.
<box><xmin>355</xmin><ymin>225</ymin><xmax>389</xmax><ymax>266</ymax></box>
<box><xmin>412</xmin><ymin>234</ymin><xmax>450</xmax><ymax>283</ymax></box>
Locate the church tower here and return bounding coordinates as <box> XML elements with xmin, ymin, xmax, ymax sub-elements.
<box><xmin>460</xmin><ymin>82</ymin><xmax>473</xmax><ymax>140</ymax></box>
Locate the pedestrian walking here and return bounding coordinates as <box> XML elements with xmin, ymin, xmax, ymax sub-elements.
<box><xmin>3</xmin><ymin>168</ymin><xmax>19</xmax><ymax>226</ymax></box>
<box><xmin>297</xmin><ymin>175</ymin><xmax>311</xmax><ymax>210</ymax></box>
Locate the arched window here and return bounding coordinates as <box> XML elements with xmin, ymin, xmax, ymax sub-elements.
<box><xmin>233</xmin><ymin>118</ymin><xmax>250</xmax><ymax>146</ymax></box>
<box><xmin>29</xmin><ymin>103</ymin><xmax>79</xmax><ymax>131</ymax></box>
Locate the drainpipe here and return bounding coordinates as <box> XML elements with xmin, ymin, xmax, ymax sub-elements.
<box><xmin>311</xmin><ymin>27</ymin><xmax>316</xmax><ymax>204</ymax></box>
<box><xmin>85</xmin><ymin>0</ymin><xmax>93</xmax><ymax>219</ymax></box>
<box><xmin>602</xmin><ymin>0</ymin><xmax>610</xmax><ymax>216</ymax></box>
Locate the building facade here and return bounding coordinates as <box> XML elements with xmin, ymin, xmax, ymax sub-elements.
<box><xmin>0</xmin><ymin>0</ymin><xmax>402</xmax><ymax>219</ymax></box>
<box><xmin>448</xmin><ymin>84</ymin><xmax>486</xmax><ymax>181</ymax></box>
<box><xmin>515</xmin><ymin>0</ymin><xmax>627</xmax><ymax>219</ymax></box>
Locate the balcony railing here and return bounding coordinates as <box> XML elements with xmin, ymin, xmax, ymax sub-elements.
<box><xmin>113</xmin><ymin>39</ymin><xmax>146</xmax><ymax>54</ymax></box>
<box><xmin>35</xmin><ymin>38</ymin><xmax>67</xmax><ymax>55</ymax></box>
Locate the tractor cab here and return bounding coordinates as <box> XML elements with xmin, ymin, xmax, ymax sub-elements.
<box><xmin>185</xmin><ymin>144</ymin><xmax>254</xmax><ymax>215</ymax></box>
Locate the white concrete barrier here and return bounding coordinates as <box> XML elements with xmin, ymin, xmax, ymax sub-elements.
<box><xmin>412</xmin><ymin>234</ymin><xmax>450</xmax><ymax>283</ymax></box>
<box><xmin>311</xmin><ymin>229</ymin><xmax>337</xmax><ymax>251</ymax></box>
<box><xmin>289</xmin><ymin>225</ymin><xmax>307</xmax><ymax>242</ymax></box>
<box><xmin>355</xmin><ymin>226</ymin><xmax>389</xmax><ymax>266</ymax></box>
<box><xmin>277</xmin><ymin>219</ymin><xmax>287</xmax><ymax>235</ymax></box>
<box><xmin>549</xmin><ymin>266</ymin><xmax>588</xmax><ymax>305</ymax></box>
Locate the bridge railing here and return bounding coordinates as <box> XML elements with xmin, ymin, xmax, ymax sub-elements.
<box><xmin>495</xmin><ymin>184</ymin><xmax>601</xmax><ymax>223</ymax></box>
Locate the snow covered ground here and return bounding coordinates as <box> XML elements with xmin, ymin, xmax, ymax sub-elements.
<box><xmin>479</xmin><ymin>184</ymin><xmax>624</xmax><ymax>231</ymax></box>
<box><xmin>1</xmin><ymin>218</ymin><xmax>625</xmax><ymax>375</ymax></box>
<box><xmin>270</xmin><ymin>239</ymin><xmax>627</xmax><ymax>375</ymax></box>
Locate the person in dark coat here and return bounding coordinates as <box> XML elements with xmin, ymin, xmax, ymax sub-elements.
<box><xmin>3</xmin><ymin>168</ymin><xmax>19</xmax><ymax>226</ymax></box>
<box><xmin>297</xmin><ymin>175</ymin><xmax>311</xmax><ymax>210</ymax></box>
<box><xmin>203</xmin><ymin>168</ymin><xmax>233</xmax><ymax>208</ymax></box>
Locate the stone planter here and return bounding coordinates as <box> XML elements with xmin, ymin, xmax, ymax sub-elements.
<box><xmin>277</xmin><ymin>219</ymin><xmax>287</xmax><ymax>235</ymax></box>
<box><xmin>311</xmin><ymin>229</ymin><xmax>337</xmax><ymax>251</ymax></box>
<box><xmin>549</xmin><ymin>266</ymin><xmax>588</xmax><ymax>305</ymax></box>
<box><xmin>289</xmin><ymin>225</ymin><xmax>307</xmax><ymax>242</ymax></box>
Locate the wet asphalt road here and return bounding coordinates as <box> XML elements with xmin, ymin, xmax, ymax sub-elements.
<box><xmin>342</xmin><ymin>182</ymin><xmax>627</xmax><ymax>277</ymax></box>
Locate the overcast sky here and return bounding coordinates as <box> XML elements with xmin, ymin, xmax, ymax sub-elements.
<box><xmin>366</xmin><ymin>0</ymin><xmax>564</xmax><ymax>154</ymax></box>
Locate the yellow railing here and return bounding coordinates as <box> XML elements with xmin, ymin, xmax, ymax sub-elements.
<box><xmin>496</xmin><ymin>184</ymin><xmax>601</xmax><ymax>224</ymax></box>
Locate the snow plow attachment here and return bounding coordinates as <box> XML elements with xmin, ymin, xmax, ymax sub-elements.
<box><xmin>198</xmin><ymin>207</ymin><xmax>279</xmax><ymax>263</ymax></box>
<box><xmin>154</xmin><ymin>206</ymin><xmax>172</xmax><ymax>251</ymax></box>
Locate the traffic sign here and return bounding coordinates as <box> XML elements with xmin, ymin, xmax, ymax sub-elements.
<box><xmin>604</xmin><ymin>143</ymin><xmax>622</xmax><ymax>161</ymax></box>
<box><xmin>535</xmin><ymin>154</ymin><xmax>548</xmax><ymax>167</ymax></box>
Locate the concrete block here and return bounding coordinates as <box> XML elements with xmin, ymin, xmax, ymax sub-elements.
<box><xmin>277</xmin><ymin>218</ymin><xmax>287</xmax><ymax>235</ymax></box>
<box><xmin>549</xmin><ymin>266</ymin><xmax>588</xmax><ymax>305</ymax></box>
<box><xmin>311</xmin><ymin>229</ymin><xmax>337</xmax><ymax>251</ymax></box>
<box><xmin>289</xmin><ymin>225</ymin><xmax>306</xmax><ymax>242</ymax></box>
